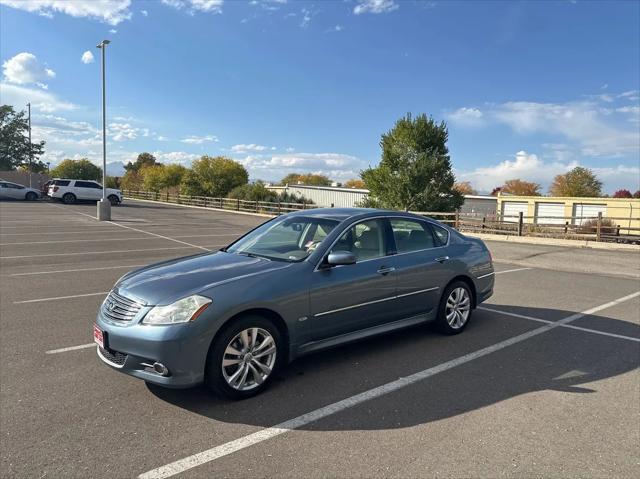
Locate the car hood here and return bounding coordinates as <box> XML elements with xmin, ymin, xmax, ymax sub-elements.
<box><xmin>116</xmin><ymin>251</ymin><xmax>291</xmax><ymax>305</ymax></box>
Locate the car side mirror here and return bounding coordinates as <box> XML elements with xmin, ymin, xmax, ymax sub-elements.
<box><xmin>326</xmin><ymin>251</ymin><xmax>357</xmax><ymax>267</ymax></box>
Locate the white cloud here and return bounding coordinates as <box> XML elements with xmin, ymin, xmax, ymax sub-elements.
<box><xmin>108</xmin><ymin>122</ymin><xmax>139</xmax><ymax>141</ymax></box>
<box><xmin>237</xmin><ymin>152</ymin><xmax>367</xmax><ymax>182</ymax></box>
<box><xmin>141</xmin><ymin>9</ymin><xmax>148</xmax><ymax>16</ymax></box>
<box><xmin>0</xmin><ymin>0</ymin><xmax>133</xmax><ymax>25</ymax></box>
<box><xmin>353</xmin><ymin>0</ymin><xmax>399</xmax><ymax>15</ymax></box>
<box><xmin>2</xmin><ymin>52</ymin><xmax>55</xmax><ymax>89</ymax></box>
<box><xmin>300</xmin><ymin>8</ymin><xmax>313</xmax><ymax>27</ymax></box>
<box><xmin>0</xmin><ymin>83</ymin><xmax>77</xmax><ymax>113</ymax></box>
<box><xmin>81</xmin><ymin>51</ymin><xmax>95</xmax><ymax>64</ymax></box>
<box><xmin>230</xmin><ymin>143</ymin><xmax>269</xmax><ymax>153</ymax></box>
<box><xmin>160</xmin><ymin>0</ymin><xmax>223</xmax><ymax>14</ymax></box>
<box><xmin>109</xmin><ymin>28</ymin><xmax>118</xmax><ymax>34</ymax></box>
<box><xmin>446</xmin><ymin>107</ymin><xmax>484</xmax><ymax>127</ymax></box>
<box><xmin>456</xmin><ymin>150</ymin><xmax>639</xmax><ymax>194</ymax></box>
<box><xmin>492</xmin><ymin>100</ymin><xmax>638</xmax><ymax>157</ymax></box>
<box><xmin>181</xmin><ymin>134</ymin><xmax>218</xmax><ymax>144</ymax></box>
<box><xmin>152</xmin><ymin>150</ymin><xmax>200</xmax><ymax>165</ymax></box>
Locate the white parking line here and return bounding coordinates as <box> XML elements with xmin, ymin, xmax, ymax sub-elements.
<box><xmin>46</xmin><ymin>343</ymin><xmax>96</xmax><ymax>354</ymax></box>
<box><xmin>46</xmin><ymin>202</ymin><xmax>213</xmax><ymax>252</ymax></box>
<box><xmin>14</xmin><ymin>291</ymin><xmax>109</xmax><ymax>304</ymax></box>
<box><xmin>8</xmin><ymin>264</ymin><xmax>148</xmax><ymax>277</ymax></box>
<box><xmin>0</xmin><ymin>234</ymin><xmax>237</xmax><ymax>246</ymax></box>
<box><xmin>0</xmin><ymin>229</ymin><xmax>120</xmax><ymax>236</ymax></box>
<box><xmin>479</xmin><ymin>306</ymin><xmax>640</xmax><ymax>343</ymax></box>
<box><xmin>137</xmin><ymin>291</ymin><xmax>640</xmax><ymax>479</ymax></box>
<box><xmin>1</xmin><ymin>245</ymin><xmax>213</xmax><ymax>259</ymax></box>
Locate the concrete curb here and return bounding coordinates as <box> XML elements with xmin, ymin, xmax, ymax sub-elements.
<box><xmin>469</xmin><ymin>232</ymin><xmax>640</xmax><ymax>252</ymax></box>
<box><xmin>125</xmin><ymin>197</ymin><xmax>276</xmax><ymax>218</ymax></box>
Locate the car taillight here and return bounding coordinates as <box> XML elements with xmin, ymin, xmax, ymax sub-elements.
<box><xmin>53</xmin><ymin>186</ymin><xmax>59</xmax><ymax>192</ymax></box>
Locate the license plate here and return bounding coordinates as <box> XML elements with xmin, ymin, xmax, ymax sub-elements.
<box><xmin>93</xmin><ymin>324</ymin><xmax>104</xmax><ymax>349</ymax></box>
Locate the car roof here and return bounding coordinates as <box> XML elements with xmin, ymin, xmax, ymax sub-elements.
<box><xmin>286</xmin><ymin>207</ymin><xmax>431</xmax><ymax>222</ymax></box>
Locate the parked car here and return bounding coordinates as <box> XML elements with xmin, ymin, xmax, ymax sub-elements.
<box><xmin>0</xmin><ymin>180</ymin><xmax>40</xmax><ymax>201</ymax></box>
<box><xmin>94</xmin><ymin>208</ymin><xmax>494</xmax><ymax>399</ymax></box>
<box><xmin>48</xmin><ymin>179</ymin><xmax>122</xmax><ymax>205</ymax></box>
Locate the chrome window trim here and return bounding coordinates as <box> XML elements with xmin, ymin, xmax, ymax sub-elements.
<box><xmin>314</xmin><ymin>286</ymin><xmax>440</xmax><ymax>317</ymax></box>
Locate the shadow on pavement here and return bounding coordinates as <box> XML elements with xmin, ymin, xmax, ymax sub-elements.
<box><xmin>148</xmin><ymin>305</ymin><xmax>639</xmax><ymax>431</ymax></box>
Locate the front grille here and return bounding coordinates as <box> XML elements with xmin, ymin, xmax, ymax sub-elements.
<box><xmin>101</xmin><ymin>290</ymin><xmax>143</xmax><ymax>322</ymax></box>
<box><xmin>98</xmin><ymin>346</ymin><xmax>128</xmax><ymax>366</ymax></box>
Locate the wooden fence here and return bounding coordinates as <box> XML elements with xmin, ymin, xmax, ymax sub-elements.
<box><xmin>123</xmin><ymin>190</ymin><xmax>640</xmax><ymax>244</ymax></box>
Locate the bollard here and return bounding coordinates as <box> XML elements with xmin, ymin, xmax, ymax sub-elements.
<box><xmin>517</xmin><ymin>212</ymin><xmax>524</xmax><ymax>236</ymax></box>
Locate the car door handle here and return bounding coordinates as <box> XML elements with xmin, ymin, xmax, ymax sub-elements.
<box><xmin>435</xmin><ymin>256</ymin><xmax>450</xmax><ymax>263</ymax></box>
<box><xmin>377</xmin><ymin>266</ymin><xmax>396</xmax><ymax>275</ymax></box>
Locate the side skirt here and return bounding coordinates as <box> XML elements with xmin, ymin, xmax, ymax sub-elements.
<box><xmin>295</xmin><ymin>310</ymin><xmax>436</xmax><ymax>358</ymax></box>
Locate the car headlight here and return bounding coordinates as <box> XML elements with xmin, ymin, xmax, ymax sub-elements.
<box><xmin>142</xmin><ymin>295</ymin><xmax>212</xmax><ymax>325</ymax></box>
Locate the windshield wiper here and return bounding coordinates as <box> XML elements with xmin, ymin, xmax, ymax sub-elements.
<box><xmin>236</xmin><ymin>251</ymin><xmax>273</xmax><ymax>261</ymax></box>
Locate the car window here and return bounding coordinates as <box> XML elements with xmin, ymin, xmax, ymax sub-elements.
<box><xmin>226</xmin><ymin>216</ymin><xmax>339</xmax><ymax>262</ymax></box>
<box><xmin>5</xmin><ymin>183</ymin><xmax>24</xmax><ymax>189</ymax></box>
<box><xmin>0</xmin><ymin>182</ymin><xmax>7</xmax><ymax>188</ymax></box>
<box><xmin>389</xmin><ymin>219</ymin><xmax>435</xmax><ymax>253</ymax></box>
<box><xmin>52</xmin><ymin>180</ymin><xmax>70</xmax><ymax>186</ymax></box>
<box><xmin>331</xmin><ymin>219</ymin><xmax>386</xmax><ymax>261</ymax></box>
<box><xmin>429</xmin><ymin>224</ymin><xmax>449</xmax><ymax>247</ymax></box>
<box><xmin>75</xmin><ymin>181</ymin><xmax>96</xmax><ymax>188</ymax></box>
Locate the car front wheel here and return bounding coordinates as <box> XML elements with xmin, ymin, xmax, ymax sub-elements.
<box><xmin>25</xmin><ymin>192</ymin><xmax>38</xmax><ymax>201</ymax></box>
<box><xmin>206</xmin><ymin>315</ymin><xmax>281</xmax><ymax>399</ymax></box>
<box><xmin>436</xmin><ymin>281</ymin><xmax>473</xmax><ymax>334</ymax></box>
<box><xmin>108</xmin><ymin>195</ymin><xmax>120</xmax><ymax>206</ymax></box>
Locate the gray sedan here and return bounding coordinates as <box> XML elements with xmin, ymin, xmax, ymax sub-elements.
<box><xmin>95</xmin><ymin>208</ymin><xmax>494</xmax><ymax>399</ymax></box>
<box><xmin>0</xmin><ymin>180</ymin><xmax>40</xmax><ymax>200</ymax></box>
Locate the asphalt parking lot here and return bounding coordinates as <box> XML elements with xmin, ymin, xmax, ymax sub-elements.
<box><xmin>1</xmin><ymin>199</ymin><xmax>639</xmax><ymax>478</ymax></box>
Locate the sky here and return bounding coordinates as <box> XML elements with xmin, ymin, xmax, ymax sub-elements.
<box><xmin>0</xmin><ymin>0</ymin><xmax>639</xmax><ymax>194</ymax></box>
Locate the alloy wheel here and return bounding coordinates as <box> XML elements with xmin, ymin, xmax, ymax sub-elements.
<box><xmin>221</xmin><ymin>327</ymin><xmax>277</xmax><ymax>391</ymax></box>
<box><xmin>445</xmin><ymin>287</ymin><xmax>471</xmax><ymax>329</ymax></box>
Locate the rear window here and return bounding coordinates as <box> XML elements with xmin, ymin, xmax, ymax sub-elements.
<box><xmin>52</xmin><ymin>180</ymin><xmax>70</xmax><ymax>186</ymax></box>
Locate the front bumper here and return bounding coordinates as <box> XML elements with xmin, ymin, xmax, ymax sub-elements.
<box><xmin>95</xmin><ymin>311</ymin><xmax>213</xmax><ymax>388</ymax></box>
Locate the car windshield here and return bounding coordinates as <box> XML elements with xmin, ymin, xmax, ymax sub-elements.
<box><xmin>226</xmin><ymin>216</ymin><xmax>339</xmax><ymax>262</ymax></box>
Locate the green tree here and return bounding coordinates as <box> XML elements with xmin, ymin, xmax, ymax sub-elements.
<box><xmin>180</xmin><ymin>156</ymin><xmax>248</xmax><ymax>197</ymax></box>
<box><xmin>124</xmin><ymin>152</ymin><xmax>158</xmax><ymax>172</ymax></box>
<box><xmin>120</xmin><ymin>170</ymin><xmax>143</xmax><ymax>191</ymax></box>
<box><xmin>105</xmin><ymin>176</ymin><xmax>120</xmax><ymax>189</ymax></box>
<box><xmin>141</xmin><ymin>165</ymin><xmax>166</xmax><ymax>192</ymax></box>
<box><xmin>49</xmin><ymin>159</ymin><xmax>102</xmax><ymax>180</ymax></box>
<box><xmin>280</xmin><ymin>172</ymin><xmax>332</xmax><ymax>186</ymax></box>
<box><xmin>161</xmin><ymin>163</ymin><xmax>187</xmax><ymax>191</ymax></box>
<box><xmin>228</xmin><ymin>181</ymin><xmax>279</xmax><ymax>202</ymax></box>
<box><xmin>0</xmin><ymin>105</ymin><xmax>46</xmax><ymax>170</ymax></box>
<box><xmin>361</xmin><ymin>113</ymin><xmax>463</xmax><ymax>212</ymax></box>
<box><xmin>549</xmin><ymin>167</ymin><xmax>603</xmax><ymax>197</ymax></box>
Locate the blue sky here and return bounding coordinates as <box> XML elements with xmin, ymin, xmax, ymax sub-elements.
<box><xmin>1</xmin><ymin>0</ymin><xmax>638</xmax><ymax>193</ymax></box>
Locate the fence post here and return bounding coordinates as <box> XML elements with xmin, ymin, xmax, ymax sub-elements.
<box><xmin>277</xmin><ymin>200</ymin><xmax>281</xmax><ymax>215</ymax></box>
<box><xmin>255</xmin><ymin>200</ymin><xmax>259</xmax><ymax>213</ymax></box>
<box><xmin>166</xmin><ymin>191</ymin><xmax>169</xmax><ymax>202</ymax></box>
<box><xmin>517</xmin><ymin>212</ymin><xmax>524</xmax><ymax>237</ymax></box>
<box><xmin>237</xmin><ymin>198</ymin><xmax>240</xmax><ymax>211</ymax></box>
<box><xmin>454</xmin><ymin>212</ymin><xmax>460</xmax><ymax>229</ymax></box>
<box><xmin>596</xmin><ymin>212</ymin><xmax>602</xmax><ymax>241</ymax></box>
<box><xmin>564</xmin><ymin>221</ymin><xmax>568</xmax><ymax>235</ymax></box>
<box><xmin>481</xmin><ymin>216</ymin><xmax>486</xmax><ymax>231</ymax></box>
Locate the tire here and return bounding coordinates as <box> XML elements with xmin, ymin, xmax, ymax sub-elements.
<box><xmin>205</xmin><ymin>315</ymin><xmax>282</xmax><ymax>400</ymax></box>
<box><xmin>435</xmin><ymin>280</ymin><xmax>473</xmax><ymax>335</ymax></box>
<box><xmin>62</xmin><ymin>193</ymin><xmax>76</xmax><ymax>204</ymax></box>
<box><xmin>108</xmin><ymin>195</ymin><xmax>120</xmax><ymax>206</ymax></box>
<box><xmin>25</xmin><ymin>192</ymin><xmax>37</xmax><ymax>201</ymax></box>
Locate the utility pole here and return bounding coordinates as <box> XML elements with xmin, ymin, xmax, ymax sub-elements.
<box><xmin>96</xmin><ymin>39</ymin><xmax>111</xmax><ymax>221</ymax></box>
<box><xmin>27</xmin><ymin>102</ymin><xmax>32</xmax><ymax>187</ymax></box>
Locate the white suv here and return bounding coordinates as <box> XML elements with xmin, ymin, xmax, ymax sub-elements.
<box><xmin>48</xmin><ymin>179</ymin><xmax>123</xmax><ymax>205</ymax></box>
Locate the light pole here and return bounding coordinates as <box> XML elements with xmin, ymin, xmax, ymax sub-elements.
<box><xmin>96</xmin><ymin>39</ymin><xmax>111</xmax><ymax>221</ymax></box>
<box><xmin>27</xmin><ymin>102</ymin><xmax>32</xmax><ymax>187</ymax></box>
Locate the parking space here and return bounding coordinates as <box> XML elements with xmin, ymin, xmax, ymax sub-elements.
<box><xmin>1</xmin><ymin>199</ymin><xmax>638</xmax><ymax>478</ymax></box>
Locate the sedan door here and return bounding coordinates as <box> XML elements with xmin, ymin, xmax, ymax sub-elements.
<box><xmin>309</xmin><ymin>218</ymin><xmax>397</xmax><ymax>340</ymax></box>
<box><xmin>388</xmin><ymin>218</ymin><xmax>454</xmax><ymax>320</ymax></box>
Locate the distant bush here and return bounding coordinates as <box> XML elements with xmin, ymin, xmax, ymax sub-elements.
<box><xmin>578</xmin><ymin>218</ymin><xmax>618</xmax><ymax>235</ymax></box>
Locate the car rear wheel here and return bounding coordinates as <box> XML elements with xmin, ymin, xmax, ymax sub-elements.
<box><xmin>25</xmin><ymin>191</ymin><xmax>37</xmax><ymax>201</ymax></box>
<box><xmin>62</xmin><ymin>193</ymin><xmax>76</xmax><ymax>204</ymax></box>
<box><xmin>436</xmin><ymin>281</ymin><xmax>473</xmax><ymax>334</ymax></box>
<box><xmin>206</xmin><ymin>315</ymin><xmax>281</xmax><ymax>399</ymax></box>
<box><xmin>108</xmin><ymin>195</ymin><xmax>120</xmax><ymax>206</ymax></box>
